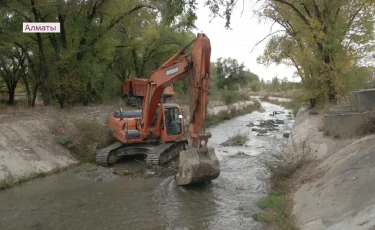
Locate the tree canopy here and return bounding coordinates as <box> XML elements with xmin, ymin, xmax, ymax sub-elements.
<box><xmin>212</xmin><ymin>57</ymin><xmax>259</xmax><ymax>90</ymax></box>
<box><xmin>202</xmin><ymin>0</ymin><xmax>375</xmax><ymax>105</ymax></box>
<box><xmin>0</xmin><ymin>0</ymin><xmax>197</xmax><ymax>107</ymax></box>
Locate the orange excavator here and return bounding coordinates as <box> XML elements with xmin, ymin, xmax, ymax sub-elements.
<box><xmin>95</xmin><ymin>33</ymin><xmax>220</xmax><ymax>185</ymax></box>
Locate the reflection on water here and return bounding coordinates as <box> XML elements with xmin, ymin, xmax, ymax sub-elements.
<box><xmin>0</xmin><ymin>102</ymin><xmax>293</xmax><ymax>230</ymax></box>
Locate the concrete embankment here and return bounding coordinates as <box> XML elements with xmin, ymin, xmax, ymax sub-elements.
<box><xmin>289</xmin><ymin>108</ymin><xmax>375</xmax><ymax>230</ymax></box>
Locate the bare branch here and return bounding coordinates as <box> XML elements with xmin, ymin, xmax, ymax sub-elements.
<box><xmin>250</xmin><ymin>29</ymin><xmax>286</xmax><ymax>53</ymax></box>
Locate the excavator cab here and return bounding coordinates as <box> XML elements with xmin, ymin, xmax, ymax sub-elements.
<box><xmin>159</xmin><ymin>104</ymin><xmax>185</xmax><ymax>142</ymax></box>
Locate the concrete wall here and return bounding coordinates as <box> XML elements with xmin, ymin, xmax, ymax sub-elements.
<box><xmin>352</xmin><ymin>89</ymin><xmax>375</xmax><ymax>112</ymax></box>
<box><xmin>324</xmin><ymin>111</ymin><xmax>372</xmax><ymax>138</ymax></box>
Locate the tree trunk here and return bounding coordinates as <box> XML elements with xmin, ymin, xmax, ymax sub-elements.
<box><xmin>22</xmin><ymin>75</ymin><xmax>32</xmax><ymax>106</ymax></box>
<box><xmin>6</xmin><ymin>82</ymin><xmax>17</xmax><ymax>105</ymax></box>
<box><xmin>7</xmin><ymin>88</ymin><xmax>15</xmax><ymax>105</ymax></box>
<box><xmin>82</xmin><ymin>80</ymin><xmax>92</xmax><ymax>106</ymax></box>
<box><xmin>31</xmin><ymin>84</ymin><xmax>39</xmax><ymax>107</ymax></box>
<box><xmin>327</xmin><ymin>79</ymin><xmax>337</xmax><ymax>103</ymax></box>
<box><xmin>31</xmin><ymin>0</ymin><xmax>50</xmax><ymax>106</ymax></box>
<box><xmin>36</xmin><ymin>32</ymin><xmax>50</xmax><ymax>106</ymax></box>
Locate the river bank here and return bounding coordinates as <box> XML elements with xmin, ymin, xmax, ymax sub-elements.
<box><xmin>0</xmin><ymin>98</ymin><xmax>261</xmax><ymax>189</ymax></box>
<box><xmin>261</xmin><ymin>107</ymin><xmax>375</xmax><ymax>230</ymax></box>
<box><xmin>0</xmin><ymin>101</ymin><xmax>293</xmax><ymax>230</ymax></box>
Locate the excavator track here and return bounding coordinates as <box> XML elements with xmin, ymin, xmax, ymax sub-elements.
<box><xmin>95</xmin><ymin>142</ymin><xmax>124</xmax><ymax>167</ymax></box>
<box><xmin>145</xmin><ymin>140</ymin><xmax>186</xmax><ymax>166</ymax></box>
<box><xmin>95</xmin><ymin>140</ymin><xmax>187</xmax><ymax>167</ymax></box>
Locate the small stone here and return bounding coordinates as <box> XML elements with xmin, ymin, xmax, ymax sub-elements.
<box><xmin>122</xmin><ymin>169</ymin><xmax>130</xmax><ymax>175</ymax></box>
<box><xmin>283</xmin><ymin>133</ymin><xmax>290</xmax><ymax>138</ymax></box>
<box><xmin>236</xmin><ymin>185</ymin><xmax>245</xmax><ymax>190</ymax></box>
<box><xmin>145</xmin><ymin>171</ymin><xmax>155</xmax><ymax>176</ymax></box>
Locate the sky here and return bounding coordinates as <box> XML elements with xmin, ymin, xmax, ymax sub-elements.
<box><xmin>193</xmin><ymin>1</ymin><xmax>297</xmax><ymax>82</ymax></box>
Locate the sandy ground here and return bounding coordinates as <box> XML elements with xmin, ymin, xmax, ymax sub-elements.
<box><xmin>289</xmin><ymin>108</ymin><xmax>375</xmax><ymax>230</ymax></box>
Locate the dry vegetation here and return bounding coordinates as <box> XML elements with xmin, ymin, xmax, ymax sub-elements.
<box><xmin>249</xmin><ymin>90</ymin><xmax>300</xmax><ymax>99</ymax></box>
<box><xmin>206</xmin><ymin>100</ymin><xmax>262</xmax><ymax>127</ymax></box>
<box><xmin>254</xmin><ymin>135</ymin><xmax>311</xmax><ymax>230</ymax></box>
<box><xmin>364</xmin><ymin>116</ymin><xmax>375</xmax><ymax>134</ymax></box>
<box><xmin>50</xmin><ymin>118</ymin><xmax>116</xmax><ymax>162</ymax></box>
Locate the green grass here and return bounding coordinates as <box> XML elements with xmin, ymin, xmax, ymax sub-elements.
<box><xmin>73</xmin><ymin>162</ymin><xmax>95</xmax><ymax>173</ymax></box>
<box><xmin>252</xmin><ymin>137</ymin><xmax>311</xmax><ymax>230</ymax></box>
<box><xmin>257</xmin><ymin>194</ymin><xmax>285</xmax><ymax>209</ymax></box>
<box><xmin>253</xmin><ymin>192</ymin><xmax>299</xmax><ymax>230</ymax></box>
<box><xmin>228</xmin><ymin>134</ymin><xmax>248</xmax><ymax>143</ymax></box>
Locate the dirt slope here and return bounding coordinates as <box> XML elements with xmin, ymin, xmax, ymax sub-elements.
<box><xmin>0</xmin><ymin>105</ymin><xmax>117</xmax><ymax>181</ymax></box>
<box><xmin>290</xmin><ymin>108</ymin><xmax>375</xmax><ymax>230</ymax></box>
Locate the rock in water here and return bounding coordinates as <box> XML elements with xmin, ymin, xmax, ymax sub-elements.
<box><xmin>258</xmin><ymin>129</ymin><xmax>267</xmax><ymax>134</ymax></box>
<box><xmin>283</xmin><ymin>133</ymin><xmax>290</xmax><ymax>138</ymax></box>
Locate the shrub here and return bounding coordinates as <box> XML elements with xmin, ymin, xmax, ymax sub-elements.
<box><xmin>253</xmin><ymin>135</ymin><xmax>310</xmax><ymax>230</ymax></box>
<box><xmin>238</xmin><ymin>90</ymin><xmax>251</xmax><ymax>101</ymax></box>
<box><xmin>51</xmin><ymin>118</ymin><xmax>115</xmax><ymax>162</ymax></box>
<box><xmin>222</xmin><ymin>89</ymin><xmax>237</xmax><ymax>105</ymax></box>
<box><xmin>260</xmin><ymin>136</ymin><xmax>311</xmax><ymax>186</ymax></box>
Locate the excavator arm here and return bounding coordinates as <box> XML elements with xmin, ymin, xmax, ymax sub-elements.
<box><xmin>141</xmin><ymin>33</ymin><xmax>220</xmax><ymax>185</ymax></box>
<box><xmin>142</xmin><ymin>34</ymin><xmax>211</xmax><ymax>150</ymax></box>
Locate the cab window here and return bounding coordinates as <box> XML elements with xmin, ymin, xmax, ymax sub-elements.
<box><xmin>164</xmin><ymin>107</ymin><xmax>182</xmax><ymax>136</ymax></box>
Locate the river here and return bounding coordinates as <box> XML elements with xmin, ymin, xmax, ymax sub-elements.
<box><xmin>0</xmin><ymin>101</ymin><xmax>293</xmax><ymax>230</ymax></box>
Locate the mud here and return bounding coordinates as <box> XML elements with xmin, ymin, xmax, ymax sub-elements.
<box><xmin>0</xmin><ymin>101</ymin><xmax>294</xmax><ymax>230</ymax></box>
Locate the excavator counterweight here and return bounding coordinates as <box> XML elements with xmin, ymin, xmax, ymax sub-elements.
<box><xmin>96</xmin><ymin>33</ymin><xmax>220</xmax><ymax>185</ymax></box>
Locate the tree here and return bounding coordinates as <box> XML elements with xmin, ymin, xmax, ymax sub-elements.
<box><xmin>214</xmin><ymin>57</ymin><xmax>259</xmax><ymax>90</ymax></box>
<box><xmin>201</xmin><ymin>0</ymin><xmax>375</xmax><ymax>106</ymax></box>
<box><xmin>0</xmin><ymin>0</ymin><xmax>198</xmax><ymax>107</ymax></box>
<box><xmin>0</xmin><ymin>48</ymin><xmax>25</xmax><ymax>104</ymax></box>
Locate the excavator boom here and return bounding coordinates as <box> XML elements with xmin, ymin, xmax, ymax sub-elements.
<box><xmin>139</xmin><ymin>33</ymin><xmax>220</xmax><ymax>185</ymax></box>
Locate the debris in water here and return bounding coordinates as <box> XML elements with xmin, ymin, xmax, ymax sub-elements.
<box><xmin>275</xmin><ymin>119</ymin><xmax>284</xmax><ymax>124</ymax></box>
<box><xmin>76</xmin><ymin>166</ymin><xmax>118</xmax><ymax>182</ymax></box>
<box><xmin>230</xmin><ymin>151</ymin><xmax>252</xmax><ymax>158</ymax></box>
<box><xmin>246</xmin><ymin>122</ymin><xmax>255</xmax><ymax>127</ymax></box>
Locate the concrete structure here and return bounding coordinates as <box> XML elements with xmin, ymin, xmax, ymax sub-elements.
<box><xmin>323</xmin><ymin>89</ymin><xmax>375</xmax><ymax>138</ymax></box>
<box><xmin>324</xmin><ymin>111</ymin><xmax>372</xmax><ymax>138</ymax></box>
<box><xmin>352</xmin><ymin>89</ymin><xmax>375</xmax><ymax>112</ymax></box>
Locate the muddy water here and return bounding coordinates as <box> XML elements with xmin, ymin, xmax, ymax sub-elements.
<box><xmin>0</xmin><ymin>102</ymin><xmax>293</xmax><ymax>230</ymax></box>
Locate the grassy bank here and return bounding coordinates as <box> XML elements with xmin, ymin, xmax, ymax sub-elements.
<box><xmin>206</xmin><ymin>100</ymin><xmax>261</xmax><ymax>127</ymax></box>
<box><xmin>253</xmin><ymin>136</ymin><xmax>311</xmax><ymax>230</ymax></box>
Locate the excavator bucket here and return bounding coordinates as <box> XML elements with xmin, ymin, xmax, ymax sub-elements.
<box><xmin>175</xmin><ymin>146</ymin><xmax>220</xmax><ymax>185</ymax></box>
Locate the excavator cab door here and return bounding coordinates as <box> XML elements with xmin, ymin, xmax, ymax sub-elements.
<box><xmin>160</xmin><ymin>106</ymin><xmax>184</xmax><ymax>142</ymax></box>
